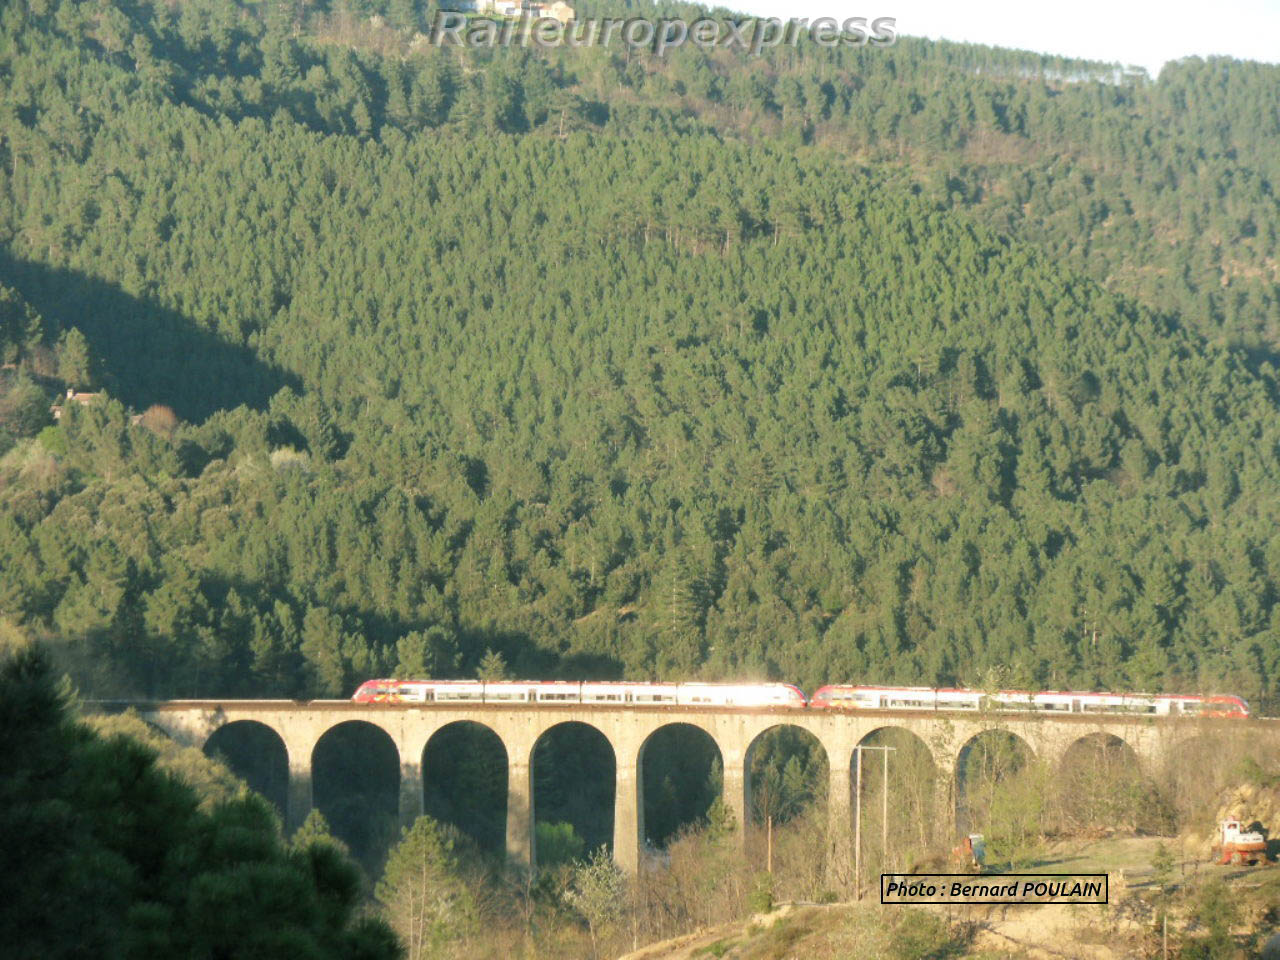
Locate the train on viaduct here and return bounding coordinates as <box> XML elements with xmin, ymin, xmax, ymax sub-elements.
<box><xmin>115</xmin><ymin>681</ymin><xmax>1273</xmax><ymax>872</ymax></box>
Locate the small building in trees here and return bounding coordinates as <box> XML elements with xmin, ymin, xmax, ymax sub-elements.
<box><xmin>542</xmin><ymin>1</ymin><xmax>574</xmax><ymax>23</ymax></box>
<box><xmin>49</xmin><ymin>388</ymin><xmax>103</xmax><ymax>421</ymax></box>
<box><xmin>466</xmin><ymin>0</ymin><xmax>576</xmax><ymax>20</ymax></box>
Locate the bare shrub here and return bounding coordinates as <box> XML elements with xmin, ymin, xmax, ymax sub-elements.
<box><xmin>1051</xmin><ymin>733</ymin><xmax>1166</xmax><ymax>836</ymax></box>
<box><xmin>1155</xmin><ymin>723</ymin><xmax>1280</xmax><ymax>835</ymax></box>
<box><xmin>139</xmin><ymin>403</ymin><xmax>180</xmax><ymax>436</ymax></box>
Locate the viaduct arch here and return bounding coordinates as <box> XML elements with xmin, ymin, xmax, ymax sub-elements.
<box><xmin>130</xmin><ymin>699</ymin><xmax>1269</xmax><ymax>872</ymax></box>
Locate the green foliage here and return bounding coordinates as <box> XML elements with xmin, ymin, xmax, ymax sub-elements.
<box><xmin>86</xmin><ymin>708</ymin><xmax>249</xmax><ymax>812</ymax></box>
<box><xmin>535</xmin><ymin>821</ymin><xmax>586</xmax><ymax>868</ymax></box>
<box><xmin>1236</xmin><ymin>755</ymin><xmax>1280</xmax><ymax>790</ymax></box>
<box><xmin>396</xmin><ymin>627</ymin><xmax>460</xmax><ymax>678</ymax></box>
<box><xmin>643</xmin><ymin>727</ymin><xmax>723</xmax><ymax>846</ymax></box>
<box><xmin>55</xmin><ymin>328</ymin><xmax>92</xmax><ymax>389</ymax></box>
<box><xmin>747</xmin><ymin>871</ymin><xmax>774</xmax><ymax>914</ymax></box>
<box><xmin>888</xmin><ymin>909</ymin><xmax>970</xmax><ymax>960</ymax></box>
<box><xmin>982</xmin><ymin>761</ymin><xmax>1051</xmax><ymax>870</ymax></box>
<box><xmin>376</xmin><ymin>816</ymin><xmax>476</xmax><ymax>960</ymax></box>
<box><xmin>0</xmin><ymin>283</ymin><xmax>46</xmax><ymax>366</ymax></box>
<box><xmin>291</xmin><ymin>809</ymin><xmax>351</xmax><ymax>858</ymax></box>
<box><xmin>476</xmin><ymin>648</ymin><xmax>511</xmax><ymax>681</ymax></box>
<box><xmin>422</xmin><ymin>721</ymin><xmax>507</xmax><ymax>854</ymax></box>
<box><xmin>0</xmin><ymin>372</ymin><xmax>50</xmax><ymax>439</ymax></box>
<box><xmin>749</xmin><ymin>727</ymin><xmax>827</xmax><ymax>825</ymax></box>
<box><xmin>1179</xmin><ymin>879</ymin><xmax>1238</xmax><ymax>960</ymax></box>
<box><xmin>0</xmin><ymin>644</ymin><xmax>400</xmax><ymax>960</ymax></box>
<box><xmin>0</xmin><ymin>0</ymin><xmax>1276</xmax><ymax>720</ymax></box>
<box><xmin>704</xmin><ymin>797</ymin><xmax>738</xmax><ymax>844</ymax></box>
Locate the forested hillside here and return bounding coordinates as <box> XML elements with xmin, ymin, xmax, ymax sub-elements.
<box><xmin>1</xmin><ymin>0</ymin><xmax>1278</xmax><ymax>707</ymax></box>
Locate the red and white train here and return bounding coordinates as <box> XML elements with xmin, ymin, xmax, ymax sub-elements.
<box><xmin>809</xmin><ymin>685</ymin><xmax>1251</xmax><ymax>718</ymax></box>
<box><xmin>351</xmin><ymin>679</ymin><xmax>1250</xmax><ymax>717</ymax></box>
<box><xmin>351</xmin><ymin>679</ymin><xmax>808</xmax><ymax>708</ymax></box>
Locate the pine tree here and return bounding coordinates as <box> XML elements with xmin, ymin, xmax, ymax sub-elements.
<box><xmin>300</xmin><ymin>605</ymin><xmax>348</xmax><ymax>696</ymax></box>
<box><xmin>395</xmin><ymin>627</ymin><xmax>459</xmax><ymax>678</ymax></box>
<box><xmin>388</xmin><ymin>0</ymin><xmax>418</xmax><ymax>32</ymax></box>
<box><xmin>55</xmin><ymin>327</ymin><xmax>92</xmax><ymax>388</ymax></box>
<box><xmin>476</xmin><ymin>648</ymin><xmax>510</xmax><ymax>680</ymax></box>
<box><xmin>376</xmin><ymin>816</ymin><xmax>476</xmax><ymax>960</ymax></box>
<box><xmin>0</xmin><ymin>645</ymin><xmax>400</xmax><ymax>959</ymax></box>
<box><xmin>290</xmin><ymin>808</ymin><xmax>350</xmax><ymax>856</ymax></box>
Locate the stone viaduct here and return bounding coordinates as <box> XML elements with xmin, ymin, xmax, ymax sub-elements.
<box><xmin>129</xmin><ymin>700</ymin><xmax>1264</xmax><ymax>872</ymax></box>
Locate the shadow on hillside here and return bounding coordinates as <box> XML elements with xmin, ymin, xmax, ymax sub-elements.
<box><xmin>0</xmin><ymin>249</ymin><xmax>300</xmax><ymax>421</ymax></box>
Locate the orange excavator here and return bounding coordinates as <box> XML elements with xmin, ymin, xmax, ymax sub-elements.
<box><xmin>1212</xmin><ymin>819</ymin><xmax>1269</xmax><ymax>866</ymax></box>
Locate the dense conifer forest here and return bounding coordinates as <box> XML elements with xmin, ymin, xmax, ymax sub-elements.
<box><xmin>1</xmin><ymin>0</ymin><xmax>1279</xmax><ymax>713</ymax></box>
<box><xmin>0</xmin><ymin>645</ymin><xmax>401</xmax><ymax>958</ymax></box>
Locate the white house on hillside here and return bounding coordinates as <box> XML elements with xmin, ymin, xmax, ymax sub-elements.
<box><xmin>442</xmin><ymin>0</ymin><xmax>574</xmax><ymax>20</ymax></box>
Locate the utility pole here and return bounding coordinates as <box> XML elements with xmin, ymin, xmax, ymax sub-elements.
<box><xmin>767</xmin><ymin>816</ymin><xmax>773</xmax><ymax>874</ymax></box>
<box><xmin>882</xmin><ymin>746</ymin><xmax>889</xmax><ymax>870</ymax></box>
<box><xmin>852</xmin><ymin>744</ymin><xmax>896</xmax><ymax>898</ymax></box>
<box><xmin>854</xmin><ymin>746</ymin><xmax>862</xmax><ymax>897</ymax></box>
